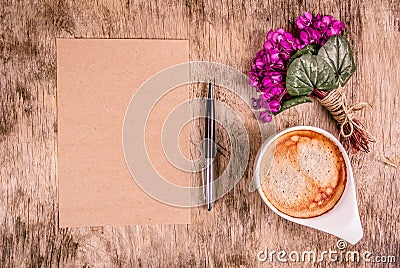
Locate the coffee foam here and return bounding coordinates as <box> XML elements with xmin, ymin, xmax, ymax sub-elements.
<box><xmin>261</xmin><ymin>130</ymin><xmax>347</xmax><ymax>218</ymax></box>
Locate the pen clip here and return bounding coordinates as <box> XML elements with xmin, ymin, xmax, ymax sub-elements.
<box><xmin>201</xmin><ymin>164</ymin><xmax>206</xmax><ymax>202</ymax></box>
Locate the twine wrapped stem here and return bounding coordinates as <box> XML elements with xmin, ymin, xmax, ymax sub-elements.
<box><xmin>315</xmin><ymin>89</ymin><xmax>376</xmax><ymax>153</ymax></box>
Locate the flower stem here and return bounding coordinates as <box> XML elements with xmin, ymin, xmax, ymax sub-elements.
<box><xmin>310</xmin><ymin>88</ymin><xmax>328</xmax><ymax>99</ymax></box>
<box><xmin>278</xmin><ymin>89</ymin><xmax>288</xmax><ymax>102</ymax></box>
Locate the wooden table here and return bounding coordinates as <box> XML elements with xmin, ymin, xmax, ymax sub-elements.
<box><xmin>1</xmin><ymin>0</ymin><xmax>399</xmax><ymax>267</ymax></box>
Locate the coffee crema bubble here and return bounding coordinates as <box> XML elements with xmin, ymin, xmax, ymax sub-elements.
<box><xmin>261</xmin><ymin>130</ymin><xmax>347</xmax><ymax>218</ymax></box>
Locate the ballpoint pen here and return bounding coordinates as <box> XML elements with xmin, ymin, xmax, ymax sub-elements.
<box><xmin>204</xmin><ymin>81</ymin><xmax>215</xmax><ymax>211</ymax></box>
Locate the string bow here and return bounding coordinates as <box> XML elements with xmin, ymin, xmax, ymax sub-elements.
<box><xmin>318</xmin><ymin>89</ymin><xmax>376</xmax><ymax>153</ymax></box>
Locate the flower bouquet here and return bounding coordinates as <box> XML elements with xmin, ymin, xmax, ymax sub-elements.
<box><xmin>250</xmin><ymin>12</ymin><xmax>375</xmax><ymax>153</ymax></box>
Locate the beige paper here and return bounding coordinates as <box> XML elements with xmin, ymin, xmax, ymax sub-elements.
<box><xmin>57</xmin><ymin>39</ymin><xmax>191</xmax><ymax>227</ymax></box>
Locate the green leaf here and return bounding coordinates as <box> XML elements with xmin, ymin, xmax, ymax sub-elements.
<box><xmin>275</xmin><ymin>96</ymin><xmax>313</xmax><ymax>114</ymax></box>
<box><xmin>286</xmin><ymin>54</ymin><xmax>338</xmax><ymax>96</ymax></box>
<box><xmin>318</xmin><ymin>35</ymin><xmax>356</xmax><ymax>86</ymax></box>
<box><xmin>288</xmin><ymin>44</ymin><xmax>318</xmax><ymax>65</ymax></box>
<box><xmin>315</xmin><ymin>56</ymin><xmax>339</xmax><ymax>91</ymax></box>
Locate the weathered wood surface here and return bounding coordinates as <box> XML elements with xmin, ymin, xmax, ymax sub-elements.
<box><xmin>0</xmin><ymin>0</ymin><xmax>399</xmax><ymax>267</ymax></box>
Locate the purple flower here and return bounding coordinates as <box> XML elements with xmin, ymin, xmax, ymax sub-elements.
<box><xmin>252</xmin><ymin>93</ymin><xmax>272</xmax><ymax>111</ymax></box>
<box><xmin>268</xmin><ymin>100</ymin><xmax>281</xmax><ymax>113</ymax></box>
<box><xmin>255</xmin><ymin>57</ymin><xmax>265</xmax><ymax>68</ymax></box>
<box><xmin>272</xmin><ymin>29</ymin><xmax>291</xmax><ymax>42</ymax></box>
<box><xmin>270</xmin><ymin>85</ymin><xmax>284</xmax><ymax>96</ymax></box>
<box><xmin>259</xmin><ymin>111</ymin><xmax>273</xmax><ymax>123</ymax></box>
<box><xmin>313</xmin><ymin>15</ymin><xmax>332</xmax><ymax>34</ymax></box>
<box><xmin>299</xmin><ymin>28</ymin><xmax>322</xmax><ymax>44</ymax></box>
<box><xmin>249</xmin><ymin>28</ymin><xmax>302</xmax><ymax>119</ymax></box>
<box><xmin>263</xmin><ymin>92</ymin><xmax>274</xmax><ymax>101</ymax></box>
<box><xmin>326</xmin><ymin>20</ymin><xmax>345</xmax><ymax>37</ymax></box>
<box><xmin>263</xmin><ymin>40</ymin><xmax>275</xmax><ymax>51</ymax></box>
<box><xmin>261</xmin><ymin>71</ymin><xmax>282</xmax><ymax>87</ymax></box>
<box><xmin>252</xmin><ymin>97</ymin><xmax>261</xmax><ymax>110</ymax></box>
<box><xmin>267</xmin><ymin>29</ymin><xmax>300</xmax><ymax>52</ymax></box>
<box><xmin>268</xmin><ymin>48</ymin><xmax>281</xmax><ymax>62</ymax></box>
<box><xmin>296</xmin><ymin>12</ymin><xmax>313</xmax><ymax>29</ymax></box>
<box><xmin>296</xmin><ymin>12</ymin><xmax>346</xmax><ymax>47</ymax></box>
<box><xmin>249</xmin><ymin>76</ymin><xmax>258</xmax><ymax>87</ymax></box>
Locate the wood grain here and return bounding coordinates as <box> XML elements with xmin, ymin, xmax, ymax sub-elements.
<box><xmin>0</xmin><ymin>0</ymin><xmax>399</xmax><ymax>267</ymax></box>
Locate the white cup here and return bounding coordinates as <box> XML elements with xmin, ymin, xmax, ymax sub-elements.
<box><xmin>254</xmin><ymin>126</ymin><xmax>363</xmax><ymax>244</ymax></box>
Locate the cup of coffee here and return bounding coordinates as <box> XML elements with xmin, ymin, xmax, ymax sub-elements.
<box><xmin>254</xmin><ymin>126</ymin><xmax>363</xmax><ymax>244</ymax></box>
